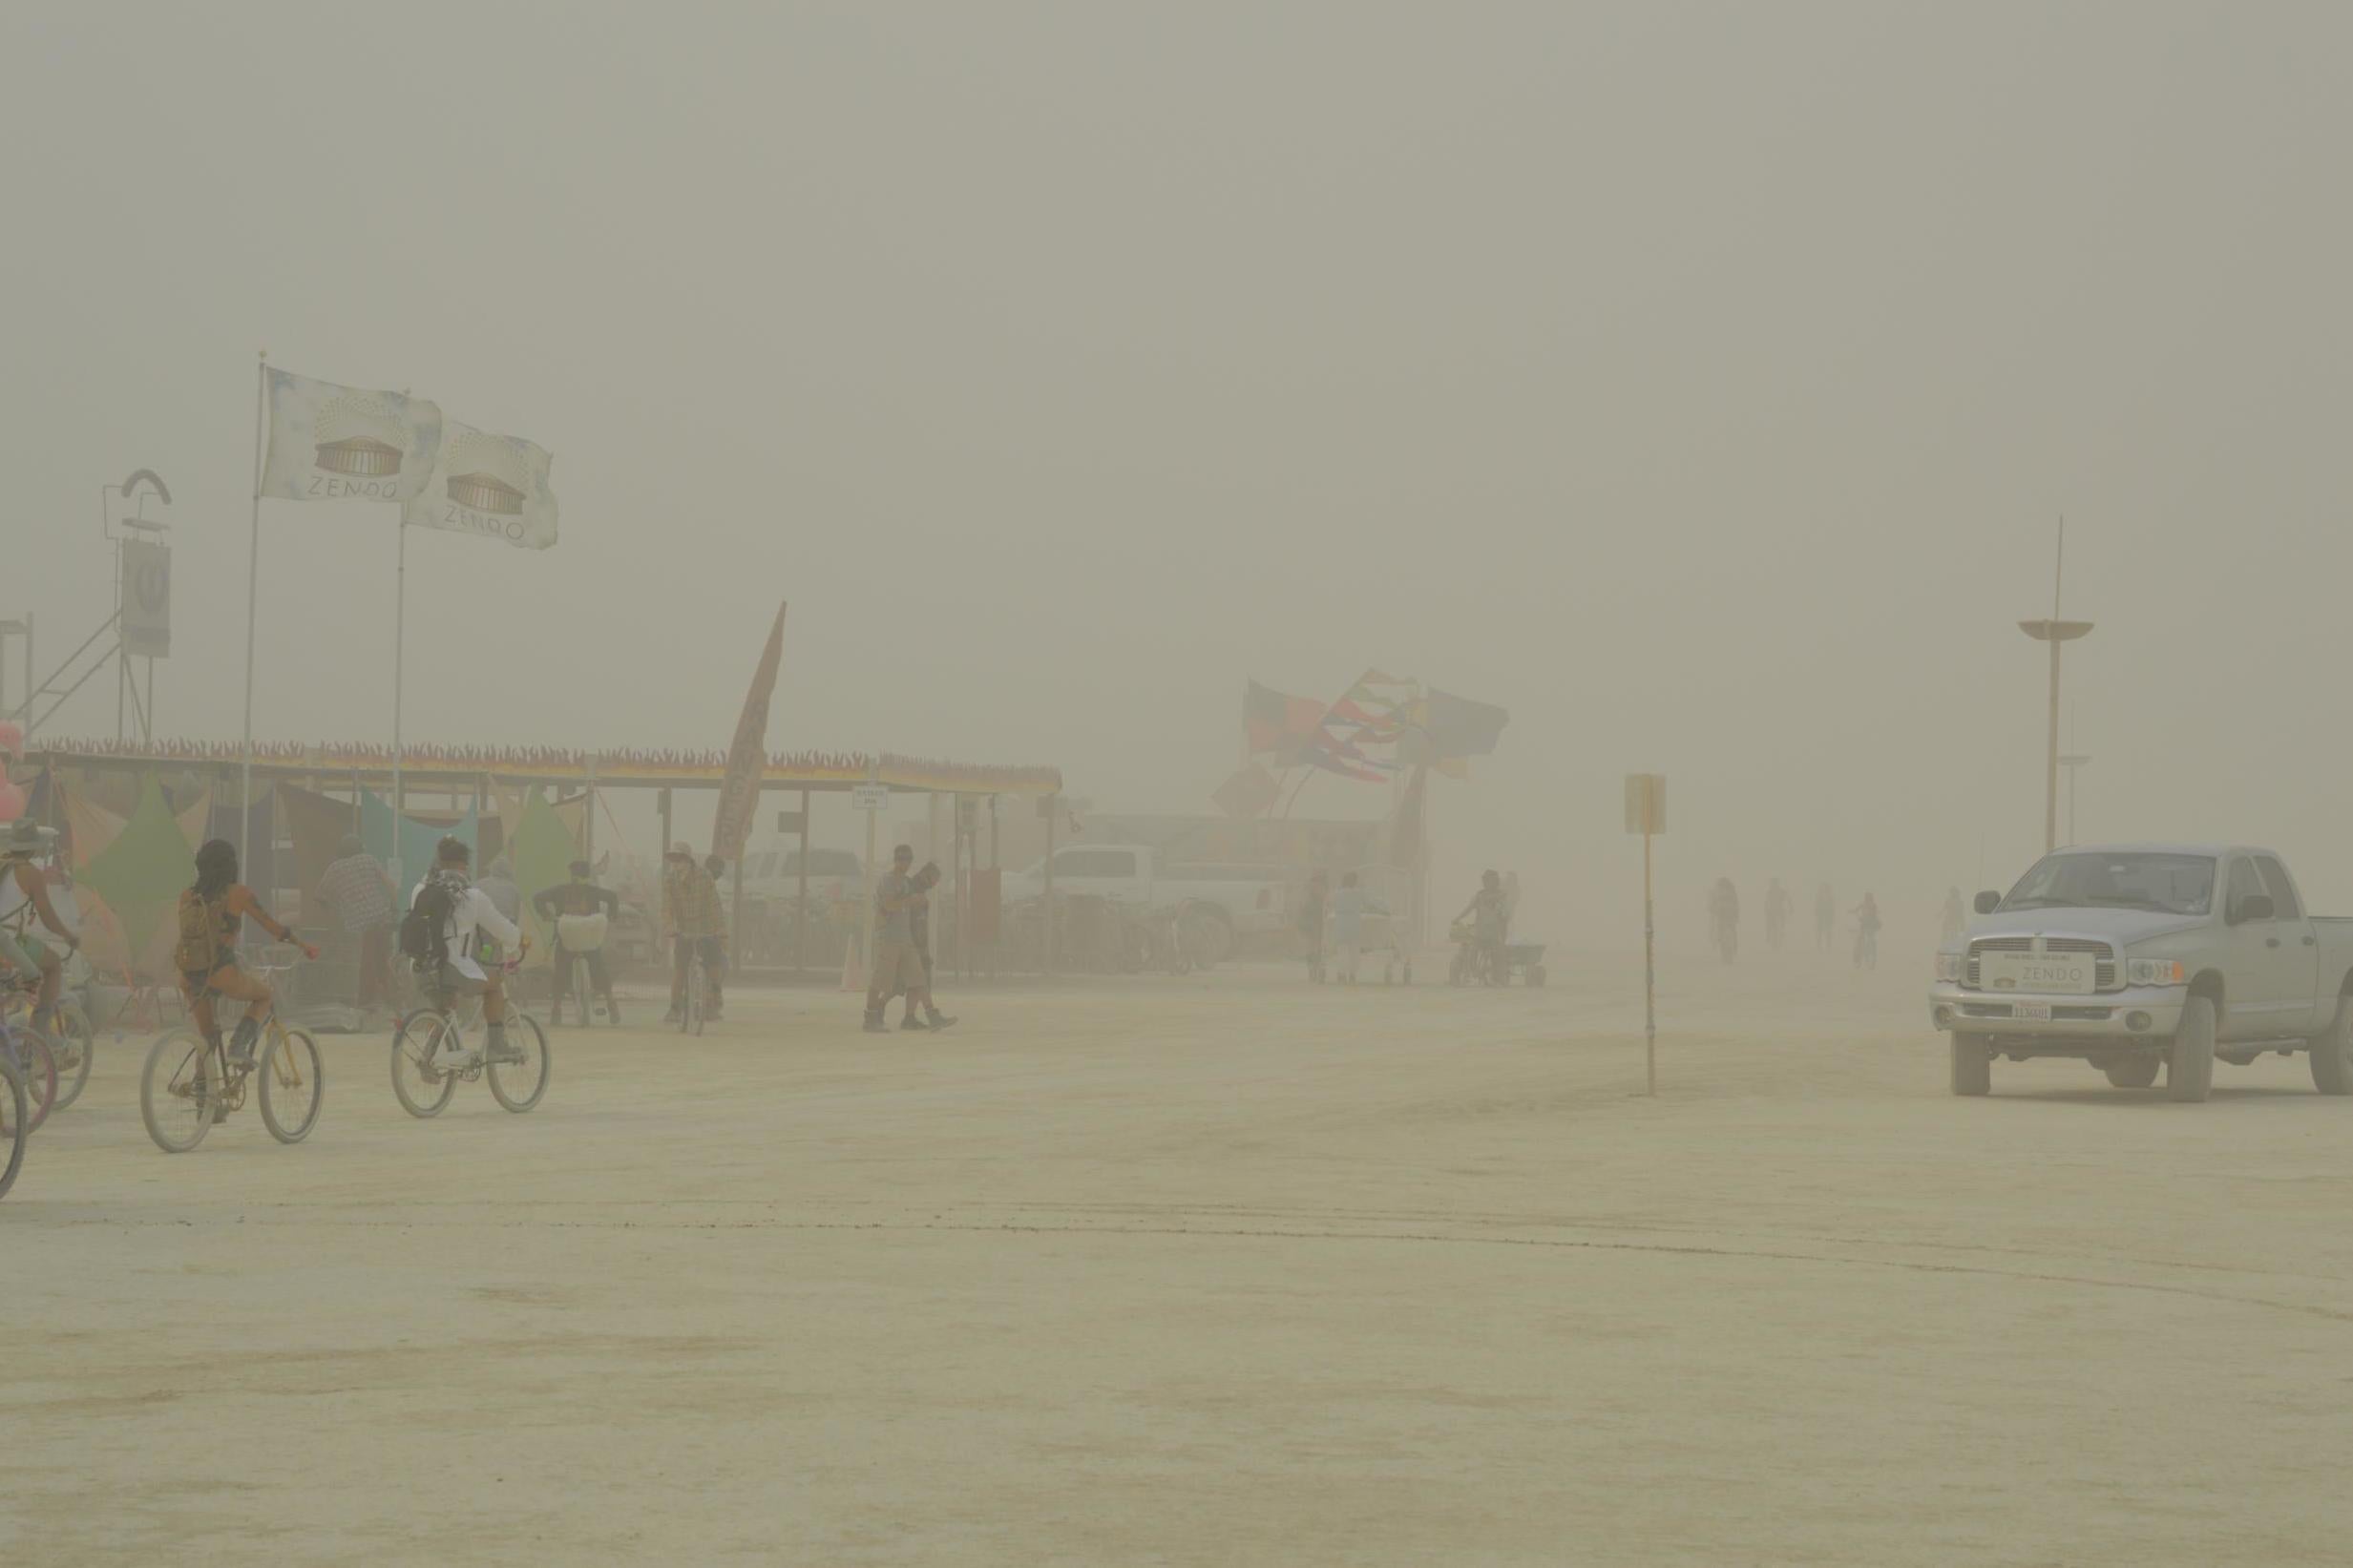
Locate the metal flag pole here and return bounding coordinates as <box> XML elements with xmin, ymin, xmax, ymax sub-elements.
<box><xmin>239</xmin><ymin>349</ymin><xmax>267</xmax><ymax>858</ymax></box>
<box><xmin>389</xmin><ymin>518</ymin><xmax>407</xmax><ymax>891</ymax></box>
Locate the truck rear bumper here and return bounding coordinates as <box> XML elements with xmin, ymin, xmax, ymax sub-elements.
<box><xmin>1928</xmin><ymin>984</ymin><xmax>2186</xmax><ymax>1043</ymax></box>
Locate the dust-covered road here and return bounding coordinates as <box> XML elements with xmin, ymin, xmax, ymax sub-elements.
<box><xmin>6</xmin><ymin>953</ymin><xmax>2347</xmax><ymax>1565</ymax></box>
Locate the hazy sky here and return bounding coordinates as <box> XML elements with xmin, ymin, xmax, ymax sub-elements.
<box><xmin>5</xmin><ymin>2</ymin><xmax>2348</xmax><ymax>944</ymax></box>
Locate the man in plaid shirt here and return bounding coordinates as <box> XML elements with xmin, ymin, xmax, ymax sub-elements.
<box><xmin>315</xmin><ymin>834</ymin><xmax>395</xmax><ymax>1006</ymax></box>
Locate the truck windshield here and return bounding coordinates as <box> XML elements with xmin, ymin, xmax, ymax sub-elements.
<box><xmin>2001</xmin><ymin>853</ymin><xmax>2214</xmax><ymax>916</ymax></box>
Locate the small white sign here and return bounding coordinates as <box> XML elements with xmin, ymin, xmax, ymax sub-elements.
<box><xmin>851</xmin><ymin>784</ymin><xmax>890</xmax><ymax>812</ymax></box>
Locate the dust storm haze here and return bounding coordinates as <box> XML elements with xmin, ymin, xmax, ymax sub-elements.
<box><xmin>7</xmin><ymin>2</ymin><xmax>2346</xmax><ymax>942</ymax></box>
<box><xmin>9</xmin><ymin>6</ymin><xmax>2353</xmax><ymax>1566</ymax></box>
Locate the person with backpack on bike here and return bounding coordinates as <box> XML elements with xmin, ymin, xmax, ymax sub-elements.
<box><xmin>533</xmin><ymin>859</ymin><xmax>621</xmax><ymax>1025</ymax></box>
<box><xmin>405</xmin><ymin>836</ymin><xmax>526</xmax><ymax>1072</ymax></box>
<box><xmin>0</xmin><ymin>821</ymin><xmax>81</xmax><ymax>1038</ymax></box>
<box><xmin>174</xmin><ymin>838</ymin><xmax>316</xmax><ymax>1072</ymax></box>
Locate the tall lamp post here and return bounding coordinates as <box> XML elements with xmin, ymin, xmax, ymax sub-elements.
<box><xmin>2018</xmin><ymin>520</ymin><xmax>2091</xmax><ymax>855</ymax></box>
<box><xmin>2058</xmin><ymin>753</ymin><xmax>2090</xmax><ymax>846</ymax></box>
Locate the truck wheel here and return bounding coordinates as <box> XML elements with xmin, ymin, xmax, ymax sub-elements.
<box><xmin>2308</xmin><ymin>995</ymin><xmax>2353</xmax><ymax>1095</ymax></box>
<box><xmin>1949</xmin><ymin>1032</ymin><xmax>1991</xmax><ymax>1097</ymax></box>
<box><xmin>2102</xmin><ymin>1056</ymin><xmax>2160</xmax><ymax>1090</ymax></box>
<box><xmin>2168</xmin><ymin>995</ymin><xmax>2216</xmax><ymax>1103</ymax></box>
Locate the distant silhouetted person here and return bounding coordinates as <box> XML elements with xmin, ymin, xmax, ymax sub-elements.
<box><xmin>1764</xmin><ymin>877</ymin><xmax>1793</xmax><ymax>952</ymax></box>
<box><xmin>1709</xmin><ymin>877</ymin><xmax>1739</xmax><ymax>963</ymax></box>
<box><xmin>1852</xmin><ymin>892</ymin><xmax>1881</xmax><ymax>970</ymax></box>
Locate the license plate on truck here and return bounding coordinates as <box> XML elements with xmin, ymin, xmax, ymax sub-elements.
<box><xmin>2012</xmin><ymin>1001</ymin><xmax>2053</xmax><ymax>1021</ymax></box>
<box><xmin>1980</xmin><ymin>952</ymin><xmax>2094</xmax><ymax>994</ymax></box>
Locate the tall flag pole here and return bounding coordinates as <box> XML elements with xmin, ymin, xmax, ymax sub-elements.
<box><xmin>239</xmin><ymin>349</ymin><xmax>266</xmax><ymax>858</ymax></box>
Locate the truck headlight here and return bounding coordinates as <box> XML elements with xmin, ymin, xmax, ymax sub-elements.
<box><xmin>1935</xmin><ymin>951</ymin><xmax>1965</xmax><ymax>983</ymax></box>
<box><xmin>2126</xmin><ymin>957</ymin><xmax>2186</xmax><ymax>986</ymax></box>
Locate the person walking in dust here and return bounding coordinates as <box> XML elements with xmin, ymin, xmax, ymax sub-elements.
<box><xmin>1331</xmin><ymin>870</ymin><xmax>1385</xmax><ymax>984</ymax></box>
<box><xmin>866</xmin><ymin>845</ymin><xmax>955</xmax><ymax>1034</ymax></box>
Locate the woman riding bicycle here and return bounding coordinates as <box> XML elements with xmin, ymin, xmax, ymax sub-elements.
<box><xmin>175</xmin><ymin>839</ymin><xmax>316</xmax><ymax>1068</ymax></box>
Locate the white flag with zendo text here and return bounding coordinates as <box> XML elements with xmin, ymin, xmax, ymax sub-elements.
<box><xmin>259</xmin><ymin>368</ymin><xmax>443</xmax><ymax>504</ymax></box>
<box><xmin>401</xmin><ymin>420</ymin><xmax>559</xmax><ymax>550</ymax></box>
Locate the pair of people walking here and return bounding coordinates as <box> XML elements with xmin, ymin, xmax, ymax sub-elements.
<box><xmin>864</xmin><ymin>843</ymin><xmax>955</xmax><ymax>1034</ymax></box>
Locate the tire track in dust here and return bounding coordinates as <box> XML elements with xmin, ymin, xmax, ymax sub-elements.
<box><xmin>53</xmin><ymin>1201</ymin><xmax>2345</xmax><ymax>1328</ymax></box>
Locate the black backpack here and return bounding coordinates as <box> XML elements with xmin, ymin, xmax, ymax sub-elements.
<box><xmin>400</xmin><ymin>878</ymin><xmax>456</xmax><ymax>971</ymax></box>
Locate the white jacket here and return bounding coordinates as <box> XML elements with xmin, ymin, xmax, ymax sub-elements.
<box><xmin>410</xmin><ymin>874</ymin><xmax>521</xmax><ymax>982</ymax></box>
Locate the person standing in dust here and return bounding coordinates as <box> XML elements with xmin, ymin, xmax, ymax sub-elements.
<box><xmin>1851</xmin><ymin>891</ymin><xmax>1882</xmax><ymax>970</ymax></box>
<box><xmin>1708</xmin><ymin>876</ymin><xmax>1739</xmax><ymax>963</ymax></box>
<box><xmin>1814</xmin><ymin>882</ymin><xmax>1837</xmax><ymax>951</ymax></box>
<box><xmin>1764</xmin><ymin>876</ymin><xmax>1793</xmax><ymax>952</ymax></box>
<box><xmin>1941</xmin><ymin>887</ymin><xmax>1966</xmax><ymax>948</ymax></box>
<box><xmin>1297</xmin><ymin>870</ymin><xmax>1331</xmax><ymax>982</ymax></box>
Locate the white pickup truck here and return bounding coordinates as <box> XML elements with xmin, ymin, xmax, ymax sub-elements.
<box><xmin>1000</xmin><ymin>845</ymin><xmax>1291</xmax><ymax>943</ymax></box>
<box><xmin>1929</xmin><ymin>844</ymin><xmax>2353</xmax><ymax>1102</ymax></box>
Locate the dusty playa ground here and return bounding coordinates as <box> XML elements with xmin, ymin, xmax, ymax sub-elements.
<box><xmin>5</xmin><ymin>953</ymin><xmax>2347</xmax><ymax>1565</ymax></box>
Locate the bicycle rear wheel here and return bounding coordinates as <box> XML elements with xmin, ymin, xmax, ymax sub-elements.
<box><xmin>488</xmin><ymin>1012</ymin><xmax>550</xmax><ymax>1113</ymax></box>
<box><xmin>390</xmin><ymin>1013</ymin><xmax>459</xmax><ymax>1119</ymax></box>
<box><xmin>0</xmin><ymin>1056</ymin><xmax>26</xmax><ymax>1199</ymax></box>
<box><xmin>50</xmin><ymin>1001</ymin><xmax>95</xmax><ymax>1110</ymax></box>
<box><xmin>686</xmin><ymin>962</ymin><xmax>707</xmax><ymax>1036</ymax></box>
<box><xmin>260</xmin><ymin>1027</ymin><xmax>325</xmax><ymax>1143</ymax></box>
<box><xmin>140</xmin><ymin>1029</ymin><xmax>216</xmax><ymax>1153</ymax></box>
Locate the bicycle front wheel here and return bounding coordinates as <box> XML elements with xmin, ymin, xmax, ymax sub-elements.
<box><xmin>0</xmin><ymin>1056</ymin><xmax>27</xmax><ymax>1199</ymax></box>
<box><xmin>488</xmin><ymin>1012</ymin><xmax>550</xmax><ymax>1114</ymax></box>
<box><xmin>14</xmin><ymin>1032</ymin><xmax>56</xmax><ymax>1134</ymax></box>
<box><xmin>390</xmin><ymin>1013</ymin><xmax>459</xmax><ymax>1119</ymax></box>
<box><xmin>50</xmin><ymin>1002</ymin><xmax>95</xmax><ymax>1111</ymax></box>
<box><xmin>140</xmin><ymin>1030</ymin><xmax>216</xmax><ymax>1153</ymax></box>
<box><xmin>260</xmin><ymin>1027</ymin><xmax>325</xmax><ymax>1143</ymax></box>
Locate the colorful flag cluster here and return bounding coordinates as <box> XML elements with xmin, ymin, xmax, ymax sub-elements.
<box><xmin>1241</xmin><ymin>671</ymin><xmax>1508</xmax><ymax>785</ymax></box>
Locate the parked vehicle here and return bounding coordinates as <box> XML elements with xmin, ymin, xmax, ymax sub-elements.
<box><xmin>1000</xmin><ymin>845</ymin><xmax>1290</xmax><ymax>952</ymax></box>
<box><xmin>1929</xmin><ymin>844</ymin><xmax>2353</xmax><ymax>1101</ymax></box>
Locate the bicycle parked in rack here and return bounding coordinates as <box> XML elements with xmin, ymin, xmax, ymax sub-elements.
<box><xmin>137</xmin><ymin>945</ymin><xmax>325</xmax><ymax>1154</ymax></box>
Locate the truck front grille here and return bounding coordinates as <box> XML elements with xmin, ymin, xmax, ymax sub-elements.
<box><xmin>1966</xmin><ymin>936</ymin><xmax>2118</xmax><ymax>991</ymax></box>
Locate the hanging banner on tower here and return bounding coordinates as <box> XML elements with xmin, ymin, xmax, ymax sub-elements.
<box><xmin>120</xmin><ymin>539</ymin><xmax>172</xmax><ymax>658</ymax></box>
<box><xmin>402</xmin><ymin>419</ymin><xmax>560</xmax><ymax>549</ymax></box>
<box><xmin>259</xmin><ymin>368</ymin><xmax>443</xmax><ymax>503</ymax></box>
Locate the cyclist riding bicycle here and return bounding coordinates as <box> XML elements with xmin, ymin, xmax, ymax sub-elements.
<box><xmin>533</xmin><ymin>858</ymin><xmax>621</xmax><ymax>1024</ymax></box>
<box><xmin>173</xmin><ymin>838</ymin><xmax>317</xmax><ymax>1071</ymax></box>
<box><xmin>407</xmin><ymin>836</ymin><xmax>527</xmax><ymax>1071</ymax></box>
<box><xmin>0</xmin><ymin>821</ymin><xmax>81</xmax><ymax>1037</ymax></box>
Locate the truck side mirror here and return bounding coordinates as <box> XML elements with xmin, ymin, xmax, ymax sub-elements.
<box><xmin>1973</xmin><ymin>890</ymin><xmax>2000</xmax><ymax>914</ymax></box>
<box><xmin>2233</xmin><ymin>893</ymin><xmax>2275</xmax><ymax>925</ymax></box>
